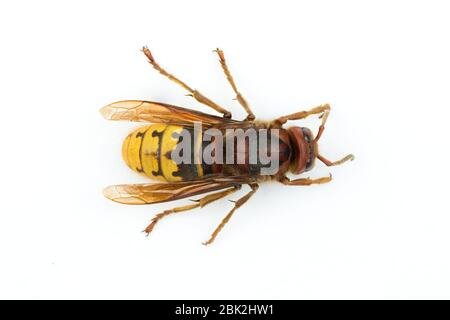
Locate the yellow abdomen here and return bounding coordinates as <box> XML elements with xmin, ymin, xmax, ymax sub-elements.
<box><xmin>122</xmin><ymin>124</ymin><xmax>203</xmax><ymax>182</ymax></box>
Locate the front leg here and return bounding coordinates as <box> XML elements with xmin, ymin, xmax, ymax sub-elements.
<box><xmin>275</xmin><ymin>104</ymin><xmax>330</xmax><ymax>126</ymax></box>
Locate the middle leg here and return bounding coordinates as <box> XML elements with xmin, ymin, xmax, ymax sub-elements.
<box><xmin>278</xmin><ymin>174</ymin><xmax>332</xmax><ymax>186</ymax></box>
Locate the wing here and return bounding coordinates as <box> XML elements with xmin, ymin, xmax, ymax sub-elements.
<box><xmin>100</xmin><ymin>100</ymin><xmax>239</xmax><ymax>127</ymax></box>
<box><xmin>103</xmin><ymin>177</ymin><xmax>253</xmax><ymax>205</ymax></box>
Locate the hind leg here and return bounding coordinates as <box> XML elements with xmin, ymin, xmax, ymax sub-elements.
<box><xmin>203</xmin><ymin>184</ymin><xmax>259</xmax><ymax>245</ymax></box>
<box><xmin>142</xmin><ymin>46</ymin><xmax>232</xmax><ymax>118</ymax></box>
<box><xmin>144</xmin><ymin>186</ymin><xmax>241</xmax><ymax>235</ymax></box>
<box><xmin>214</xmin><ymin>48</ymin><xmax>255</xmax><ymax>120</ymax></box>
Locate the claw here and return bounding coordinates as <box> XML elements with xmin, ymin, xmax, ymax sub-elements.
<box><xmin>141</xmin><ymin>46</ymin><xmax>155</xmax><ymax>62</ymax></box>
<box><xmin>142</xmin><ymin>230</ymin><xmax>150</xmax><ymax>237</ymax></box>
<box><xmin>214</xmin><ymin>48</ymin><xmax>225</xmax><ymax>61</ymax></box>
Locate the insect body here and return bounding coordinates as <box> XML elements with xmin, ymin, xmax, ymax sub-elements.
<box><xmin>101</xmin><ymin>47</ymin><xmax>354</xmax><ymax>245</ymax></box>
<box><xmin>121</xmin><ymin>120</ymin><xmax>295</xmax><ymax>182</ymax></box>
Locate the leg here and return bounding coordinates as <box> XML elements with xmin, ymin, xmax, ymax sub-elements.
<box><xmin>214</xmin><ymin>48</ymin><xmax>255</xmax><ymax>121</ymax></box>
<box><xmin>142</xmin><ymin>46</ymin><xmax>232</xmax><ymax>118</ymax></box>
<box><xmin>317</xmin><ymin>154</ymin><xmax>355</xmax><ymax>167</ymax></box>
<box><xmin>311</xmin><ymin>106</ymin><xmax>354</xmax><ymax>166</ymax></box>
<box><xmin>276</xmin><ymin>103</ymin><xmax>354</xmax><ymax>167</ymax></box>
<box><xmin>275</xmin><ymin>104</ymin><xmax>330</xmax><ymax>126</ymax></box>
<box><xmin>279</xmin><ymin>174</ymin><xmax>332</xmax><ymax>186</ymax></box>
<box><xmin>144</xmin><ymin>186</ymin><xmax>240</xmax><ymax>235</ymax></box>
<box><xmin>203</xmin><ymin>184</ymin><xmax>259</xmax><ymax>246</ymax></box>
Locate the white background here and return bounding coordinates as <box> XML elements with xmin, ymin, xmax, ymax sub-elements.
<box><xmin>0</xmin><ymin>0</ymin><xmax>449</xmax><ymax>299</ymax></box>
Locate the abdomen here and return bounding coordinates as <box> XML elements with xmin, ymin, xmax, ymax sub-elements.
<box><xmin>122</xmin><ymin>124</ymin><xmax>209</xmax><ymax>182</ymax></box>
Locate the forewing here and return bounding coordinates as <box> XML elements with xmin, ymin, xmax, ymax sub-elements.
<box><xmin>103</xmin><ymin>178</ymin><xmax>249</xmax><ymax>205</ymax></box>
<box><xmin>100</xmin><ymin>100</ymin><xmax>238</xmax><ymax>127</ymax></box>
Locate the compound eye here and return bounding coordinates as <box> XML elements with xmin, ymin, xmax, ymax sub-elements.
<box><xmin>301</xmin><ymin>128</ymin><xmax>315</xmax><ymax>172</ymax></box>
<box><xmin>301</xmin><ymin>127</ymin><xmax>312</xmax><ymax>142</ymax></box>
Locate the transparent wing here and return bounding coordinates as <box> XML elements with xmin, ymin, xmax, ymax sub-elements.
<box><xmin>100</xmin><ymin>100</ymin><xmax>238</xmax><ymax>127</ymax></box>
<box><xmin>103</xmin><ymin>177</ymin><xmax>252</xmax><ymax>205</ymax></box>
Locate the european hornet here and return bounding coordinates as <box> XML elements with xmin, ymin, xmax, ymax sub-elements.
<box><xmin>101</xmin><ymin>47</ymin><xmax>354</xmax><ymax>245</ymax></box>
